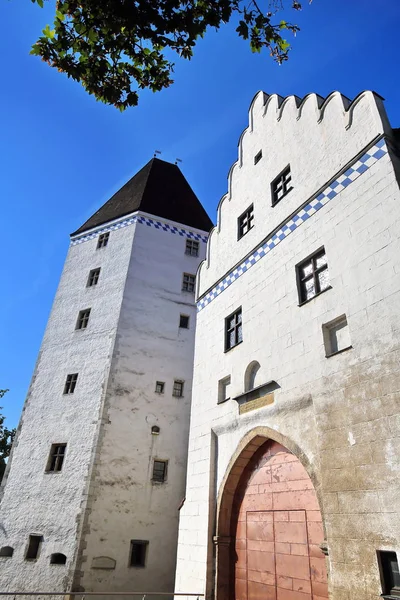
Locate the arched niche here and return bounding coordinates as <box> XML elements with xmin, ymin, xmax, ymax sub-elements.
<box><xmin>244</xmin><ymin>361</ymin><xmax>261</xmax><ymax>392</ymax></box>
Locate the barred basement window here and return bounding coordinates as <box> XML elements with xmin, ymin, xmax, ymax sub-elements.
<box><xmin>50</xmin><ymin>553</ymin><xmax>67</xmax><ymax>565</ymax></box>
<box><xmin>87</xmin><ymin>268</ymin><xmax>101</xmax><ymax>287</ymax></box>
<box><xmin>129</xmin><ymin>540</ymin><xmax>148</xmax><ymax>567</ymax></box>
<box><xmin>76</xmin><ymin>308</ymin><xmax>91</xmax><ymax>330</ymax></box>
<box><xmin>238</xmin><ymin>205</ymin><xmax>254</xmax><ymax>240</ymax></box>
<box><xmin>172</xmin><ymin>380</ymin><xmax>184</xmax><ymax>397</ymax></box>
<box><xmin>179</xmin><ymin>314</ymin><xmax>189</xmax><ymax>329</ymax></box>
<box><xmin>155</xmin><ymin>381</ymin><xmax>165</xmax><ymax>394</ymax></box>
<box><xmin>46</xmin><ymin>444</ymin><xmax>67</xmax><ymax>473</ymax></box>
<box><xmin>97</xmin><ymin>232</ymin><xmax>109</xmax><ymax>249</ymax></box>
<box><xmin>63</xmin><ymin>373</ymin><xmax>78</xmax><ymax>395</ymax></box>
<box><xmin>271</xmin><ymin>165</ymin><xmax>292</xmax><ymax>206</ymax></box>
<box><xmin>378</xmin><ymin>551</ymin><xmax>400</xmax><ymax>597</ymax></box>
<box><xmin>254</xmin><ymin>150</ymin><xmax>262</xmax><ymax>165</ymax></box>
<box><xmin>225</xmin><ymin>308</ymin><xmax>242</xmax><ymax>351</ymax></box>
<box><xmin>182</xmin><ymin>273</ymin><xmax>195</xmax><ymax>293</ymax></box>
<box><xmin>152</xmin><ymin>459</ymin><xmax>168</xmax><ymax>483</ymax></box>
<box><xmin>25</xmin><ymin>535</ymin><xmax>43</xmax><ymax>560</ymax></box>
<box><xmin>296</xmin><ymin>247</ymin><xmax>330</xmax><ymax>304</ymax></box>
<box><xmin>185</xmin><ymin>239</ymin><xmax>199</xmax><ymax>257</ymax></box>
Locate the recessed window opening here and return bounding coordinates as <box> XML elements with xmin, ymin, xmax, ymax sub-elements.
<box><xmin>297</xmin><ymin>247</ymin><xmax>330</xmax><ymax>303</ymax></box>
<box><xmin>185</xmin><ymin>239</ymin><xmax>199</xmax><ymax>257</ymax></box>
<box><xmin>225</xmin><ymin>308</ymin><xmax>243</xmax><ymax>351</ymax></box>
<box><xmin>323</xmin><ymin>315</ymin><xmax>352</xmax><ymax>357</ymax></box>
<box><xmin>245</xmin><ymin>361</ymin><xmax>261</xmax><ymax>392</ymax></box>
<box><xmin>87</xmin><ymin>268</ymin><xmax>101</xmax><ymax>287</ymax></box>
<box><xmin>46</xmin><ymin>444</ymin><xmax>67</xmax><ymax>473</ymax></box>
<box><xmin>63</xmin><ymin>373</ymin><xmax>78</xmax><ymax>395</ymax></box>
<box><xmin>254</xmin><ymin>150</ymin><xmax>262</xmax><ymax>165</ymax></box>
<box><xmin>271</xmin><ymin>165</ymin><xmax>292</xmax><ymax>206</ymax></box>
<box><xmin>172</xmin><ymin>380</ymin><xmax>184</xmax><ymax>397</ymax></box>
<box><xmin>218</xmin><ymin>376</ymin><xmax>231</xmax><ymax>404</ymax></box>
<box><xmin>0</xmin><ymin>546</ymin><xmax>13</xmax><ymax>558</ymax></box>
<box><xmin>25</xmin><ymin>535</ymin><xmax>43</xmax><ymax>560</ymax></box>
<box><xmin>182</xmin><ymin>273</ymin><xmax>196</xmax><ymax>293</ymax></box>
<box><xmin>129</xmin><ymin>540</ymin><xmax>148</xmax><ymax>567</ymax></box>
<box><xmin>76</xmin><ymin>309</ymin><xmax>91</xmax><ymax>330</ymax></box>
<box><xmin>238</xmin><ymin>205</ymin><xmax>254</xmax><ymax>240</ymax></box>
<box><xmin>151</xmin><ymin>426</ymin><xmax>160</xmax><ymax>435</ymax></box>
<box><xmin>179</xmin><ymin>314</ymin><xmax>190</xmax><ymax>329</ymax></box>
<box><xmin>50</xmin><ymin>553</ymin><xmax>67</xmax><ymax>565</ymax></box>
<box><xmin>377</xmin><ymin>551</ymin><xmax>400</xmax><ymax>597</ymax></box>
<box><xmin>155</xmin><ymin>381</ymin><xmax>165</xmax><ymax>394</ymax></box>
<box><xmin>152</xmin><ymin>459</ymin><xmax>168</xmax><ymax>483</ymax></box>
<box><xmin>97</xmin><ymin>232</ymin><xmax>109</xmax><ymax>249</ymax></box>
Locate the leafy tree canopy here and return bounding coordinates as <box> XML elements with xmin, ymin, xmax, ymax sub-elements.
<box><xmin>30</xmin><ymin>0</ymin><xmax>304</xmax><ymax>110</ymax></box>
<box><xmin>0</xmin><ymin>390</ymin><xmax>16</xmax><ymax>483</ymax></box>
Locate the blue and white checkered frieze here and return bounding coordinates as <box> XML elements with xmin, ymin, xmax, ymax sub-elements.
<box><xmin>197</xmin><ymin>137</ymin><xmax>388</xmax><ymax>312</ymax></box>
<box><xmin>70</xmin><ymin>214</ymin><xmax>208</xmax><ymax>246</ymax></box>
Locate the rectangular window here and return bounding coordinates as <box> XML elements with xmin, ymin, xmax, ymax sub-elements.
<box><xmin>97</xmin><ymin>232</ymin><xmax>109</xmax><ymax>249</ymax></box>
<box><xmin>172</xmin><ymin>380</ymin><xmax>184</xmax><ymax>397</ymax></box>
<box><xmin>179</xmin><ymin>314</ymin><xmax>189</xmax><ymax>329</ymax></box>
<box><xmin>185</xmin><ymin>239</ymin><xmax>199</xmax><ymax>257</ymax></box>
<box><xmin>322</xmin><ymin>315</ymin><xmax>352</xmax><ymax>357</ymax></box>
<box><xmin>218</xmin><ymin>376</ymin><xmax>231</xmax><ymax>404</ymax></box>
<box><xmin>155</xmin><ymin>381</ymin><xmax>165</xmax><ymax>394</ymax></box>
<box><xmin>238</xmin><ymin>204</ymin><xmax>254</xmax><ymax>240</ymax></box>
<box><xmin>225</xmin><ymin>308</ymin><xmax>243</xmax><ymax>351</ymax></box>
<box><xmin>25</xmin><ymin>535</ymin><xmax>43</xmax><ymax>560</ymax></box>
<box><xmin>182</xmin><ymin>273</ymin><xmax>195</xmax><ymax>293</ymax></box>
<box><xmin>63</xmin><ymin>373</ymin><xmax>78</xmax><ymax>395</ymax></box>
<box><xmin>152</xmin><ymin>459</ymin><xmax>168</xmax><ymax>483</ymax></box>
<box><xmin>271</xmin><ymin>165</ymin><xmax>292</xmax><ymax>206</ymax></box>
<box><xmin>76</xmin><ymin>309</ymin><xmax>91</xmax><ymax>330</ymax></box>
<box><xmin>46</xmin><ymin>444</ymin><xmax>67</xmax><ymax>473</ymax></box>
<box><xmin>129</xmin><ymin>540</ymin><xmax>148</xmax><ymax>568</ymax></box>
<box><xmin>87</xmin><ymin>268</ymin><xmax>101</xmax><ymax>287</ymax></box>
<box><xmin>297</xmin><ymin>247</ymin><xmax>330</xmax><ymax>304</ymax></box>
<box><xmin>378</xmin><ymin>551</ymin><xmax>400</xmax><ymax>597</ymax></box>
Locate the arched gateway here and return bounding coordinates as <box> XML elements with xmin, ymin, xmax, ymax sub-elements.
<box><xmin>215</xmin><ymin>437</ymin><xmax>329</xmax><ymax>600</ymax></box>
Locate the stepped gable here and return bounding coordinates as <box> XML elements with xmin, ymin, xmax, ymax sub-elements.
<box><xmin>72</xmin><ymin>157</ymin><xmax>213</xmax><ymax>236</ymax></box>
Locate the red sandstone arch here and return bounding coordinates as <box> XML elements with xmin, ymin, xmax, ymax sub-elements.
<box><xmin>214</xmin><ymin>432</ymin><xmax>328</xmax><ymax>600</ymax></box>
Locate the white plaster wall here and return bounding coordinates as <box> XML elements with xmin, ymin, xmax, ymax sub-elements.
<box><xmin>175</xmin><ymin>94</ymin><xmax>400</xmax><ymax>597</ymax></box>
<box><xmin>0</xmin><ymin>223</ymin><xmax>136</xmax><ymax>591</ymax></box>
<box><xmin>79</xmin><ymin>215</ymin><xmax>208</xmax><ymax>597</ymax></box>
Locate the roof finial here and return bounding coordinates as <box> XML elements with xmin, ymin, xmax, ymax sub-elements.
<box><xmin>175</xmin><ymin>158</ymin><xmax>182</xmax><ymax>165</ymax></box>
<box><xmin>154</xmin><ymin>150</ymin><xmax>161</xmax><ymax>158</ymax></box>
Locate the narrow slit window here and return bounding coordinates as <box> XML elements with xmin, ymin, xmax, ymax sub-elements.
<box><xmin>182</xmin><ymin>273</ymin><xmax>195</xmax><ymax>293</ymax></box>
<box><xmin>129</xmin><ymin>540</ymin><xmax>148</xmax><ymax>567</ymax></box>
<box><xmin>271</xmin><ymin>165</ymin><xmax>292</xmax><ymax>206</ymax></box>
<box><xmin>25</xmin><ymin>535</ymin><xmax>43</xmax><ymax>560</ymax></box>
<box><xmin>87</xmin><ymin>268</ymin><xmax>101</xmax><ymax>287</ymax></box>
<box><xmin>179</xmin><ymin>315</ymin><xmax>189</xmax><ymax>329</ymax></box>
<box><xmin>172</xmin><ymin>380</ymin><xmax>184</xmax><ymax>397</ymax></box>
<box><xmin>46</xmin><ymin>444</ymin><xmax>67</xmax><ymax>473</ymax></box>
<box><xmin>238</xmin><ymin>205</ymin><xmax>254</xmax><ymax>240</ymax></box>
<box><xmin>378</xmin><ymin>551</ymin><xmax>400</xmax><ymax>597</ymax></box>
<box><xmin>254</xmin><ymin>150</ymin><xmax>262</xmax><ymax>165</ymax></box>
<box><xmin>155</xmin><ymin>381</ymin><xmax>165</xmax><ymax>394</ymax></box>
<box><xmin>185</xmin><ymin>239</ymin><xmax>199</xmax><ymax>257</ymax></box>
<box><xmin>63</xmin><ymin>373</ymin><xmax>78</xmax><ymax>395</ymax></box>
<box><xmin>152</xmin><ymin>459</ymin><xmax>168</xmax><ymax>483</ymax></box>
<box><xmin>225</xmin><ymin>308</ymin><xmax>243</xmax><ymax>351</ymax></box>
<box><xmin>97</xmin><ymin>232</ymin><xmax>109</xmax><ymax>249</ymax></box>
<box><xmin>76</xmin><ymin>309</ymin><xmax>91</xmax><ymax>330</ymax></box>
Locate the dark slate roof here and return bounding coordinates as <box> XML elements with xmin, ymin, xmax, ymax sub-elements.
<box><xmin>71</xmin><ymin>158</ymin><xmax>213</xmax><ymax>236</ymax></box>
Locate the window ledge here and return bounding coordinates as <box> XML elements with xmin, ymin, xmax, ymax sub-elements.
<box><xmin>217</xmin><ymin>397</ymin><xmax>231</xmax><ymax>405</ymax></box>
<box><xmin>224</xmin><ymin>340</ymin><xmax>243</xmax><ymax>354</ymax></box>
<box><xmin>326</xmin><ymin>345</ymin><xmax>353</xmax><ymax>358</ymax></box>
<box><xmin>298</xmin><ymin>286</ymin><xmax>332</xmax><ymax>307</ymax></box>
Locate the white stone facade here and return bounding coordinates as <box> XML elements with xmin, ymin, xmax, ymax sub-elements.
<box><xmin>0</xmin><ymin>210</ymin><xmax>208</xmax><ymax>596</ymax></box>
<box><xmin>175</xmin><ymin>91</ymin><xmax>400</xmax><ymax>600</ymax></box>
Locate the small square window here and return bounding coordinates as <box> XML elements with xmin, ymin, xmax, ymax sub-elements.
<box><xmin>25</xmin><ymin>535</ymin><xmax>43</xmax><ymax>560</ymax></box>
<box><xmin>296</xmin><ymin>247</ymin><xmax>330</xmax><ymax>304</ymax></box>
<box><xmin>152</xmin><ymin>459</ymin><xmax>168</xmax><ymax>483</ymax></box>
<box><xmin>185</xmin><ymin>239</ymin><xmax>199</xmax><ymax>257</ymax></box>
<box><xmin>322</xmin><ymin>315</ymin><xmax>352</xmax><ymax>357</ymax></box>
<box><xmin>238</xmin><ymin>205</ymin><xmax>254</xmax><ymax>240</ymax></box>
<box><xmin>218</xmin><ymin>376</ymin><xmax>231</xmax><ymax>404</ymax></box>
<box><xmin>182</xmin><ymin>273</ymin><xmax>195</xmax><ymax>293</ymax></box>
<box><xmin>97</xmin><ymin>232</ymin><xmax>109</xmax><ymax>249</ymax></box>
<box><xmin>155</xmin><ymin>381</ymin><xmax>165</xmax><ymax>394</ymax></box>
<box><xmin>87</xmin><ymin>268</ymin><xmax>101</xmax><ymax>287</ymax></box>
<box><xmin>129</xmin><ymin>540</ymin><xmax>148</xmax><ymax>568</ymax></box>
<box><xmin>172</xmin><ymin>380</ymin><xmax>184</xmax><ymax>397</ymax></box>
<box><xmin>225</xmin><ymin>308</ymin><xmax>243</xmax><ymax>351</ymax></box>
<box><xmin>377</xmin><ymin>551</ymin><xmax>400</xmax><ymax>597</ymax></box>
<box><xmin>271</xmin><ymin>165</ymin><xmax>292</xmax><ymax>206</ymax></box>
<box><xmin>76</xmin><ymin>309</ymin><xmax>91</xmax><ymax>330</ymax></box>
<box><xmin>46</xmin><ymin>444</ymin><xmax>67</xmax><ymax>473</ymax></box>
<box><xmin>254</xmin><ymin>150</ymin><xmax>262</xmax><ymax>165</ymax></box>
<box><xmin>63</xmin><ymin>373</ymin><xmax>78</xmax><ymax>395</ymax></box>
<box><xmin>179</xmin><ymin>315</ymin><xmax>189</xmax><ymax>329</ymax></box>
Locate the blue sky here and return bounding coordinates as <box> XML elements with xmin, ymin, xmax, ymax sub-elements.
<box><xmin>1</xmin><ymin>0</ymin><xmax>400</xmax><ymax>428</ymax></box>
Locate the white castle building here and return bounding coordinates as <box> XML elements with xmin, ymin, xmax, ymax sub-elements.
<box><xmin>174</xmin><ymin>91</ymin><xmax>400</xmax><ymax>600</ymax></box>
<box><xmin>0</xmin><ymin>158</ymin><xmax>212</xmax><ymax>595</ymax></box>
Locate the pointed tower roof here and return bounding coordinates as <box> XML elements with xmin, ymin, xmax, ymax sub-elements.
<box><xmin>71</xmin><ymin>158</ymin><xmax>213</xmax><ymax>236</ymax></box>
